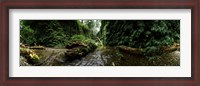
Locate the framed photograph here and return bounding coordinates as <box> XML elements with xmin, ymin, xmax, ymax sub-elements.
<box><xmin>0</xmin><ymin>0</ymin><xmax>199</xmax><ymax>86</ymax></box>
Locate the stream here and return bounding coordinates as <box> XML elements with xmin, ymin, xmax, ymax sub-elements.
<box><xmin>65</xmin><ymin>47</ymin><xmax>116</xmax><ymax>66</ymax></box>
<box><xmin>33</xmin><ymin>47</ymin><xmax>118</xmax><ymax>66</ymax></box>
<box><xmin>33</xmin><ymin>46</ymin><xmax>180</xmax><ymax>66</ymax></box>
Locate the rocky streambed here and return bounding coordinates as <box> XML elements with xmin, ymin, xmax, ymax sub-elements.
<box><xmin>20</xmin><ymin>47</ymin><xmax>180</xmax><ymax>66</ymax></box>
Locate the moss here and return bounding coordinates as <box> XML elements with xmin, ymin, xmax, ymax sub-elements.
<box><xmin>65</xmin><ymin>41</ymin><xmax>97</xmax><ymax>61</ymax></box>
<box><xmin>20</xmin><ymin>47</ymin><xmax>40</xmax><ymax>64</ymax></box>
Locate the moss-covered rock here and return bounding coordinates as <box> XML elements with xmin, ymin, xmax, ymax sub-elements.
<box><xmin>65</xmin><ymin>42</ymin><xmax>97</xmax><ymax>61</ymax></box>
<box><xmin>20</xmin><ymin>47</ymin><xmax>40</xmax><ymax>64</ymax></box>
<box><xmin>65</xmin><ymin>41</ymin><xmax>87</xmax><ymax>49</ymax></box>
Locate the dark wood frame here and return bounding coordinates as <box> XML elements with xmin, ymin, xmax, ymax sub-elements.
<box><xmin>0</xmin><ymin>0</ymin><xmax>199</xmax><ymax>86</ymax></box>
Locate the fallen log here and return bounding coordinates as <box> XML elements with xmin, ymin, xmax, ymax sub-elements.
<box><xmin>161</xmin><ymin>43</ymin><xmax>180</xmax><ymax>53</ymax></box>
<box><xmin>29</xmin><ymin>46</ymin><xmax>45</xmax><ymax>50</ymax></box>
<box><xmin>116</xmin><ymin>43</ymin><xmax>180</xmax><ymax>55</ymax></box>
<box><xmin>116</xmin><ymin>45</ymin><xmax>142</xmax><ymax>55</ymax></box>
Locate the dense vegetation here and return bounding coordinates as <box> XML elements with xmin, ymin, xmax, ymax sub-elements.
<box><xmin>98</xmin><ymin>20</ymin><xmax>180</xmax><ymax>57</ymax></box>
<box><xmin>20</xmin><ymin>20</ymin><xmax>180</xmax><ymax>66</ymax></box>
<box><xmin>20</xmin><ymin>20</ymin><xmax>96</xmax><ymax>48</ymax></box>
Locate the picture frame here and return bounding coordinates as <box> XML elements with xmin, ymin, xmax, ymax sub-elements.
<box><xmin>0</xmin><ymin>0</ymin><xmax>199</xmax><ymax>86</ymax></box>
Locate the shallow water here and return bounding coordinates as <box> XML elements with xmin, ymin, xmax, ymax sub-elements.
<box><xmin>33</xmin><ymin>46</ymin><xmax>180</xmax><ymax>66</ymax></box>
<box><xmin>65</xmin><ymin>47</ymin><xmax>115</xmax><ymax>66</ymax></box>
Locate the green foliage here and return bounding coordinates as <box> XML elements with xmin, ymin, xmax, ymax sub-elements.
<box><xmin>20</xmin><ymin>21</ymin><xmax>36</xmax><ymax>44</ymax></box>
<box><xmin>70</xmin><ymin>35</ymin><xmax>87</xmax><ymax>42</ymax></box>
<box><xmin>101</xmin><ymin>20</ymin><xmax>180</xmax><ymax>58</ymax></box>
<box><xmin>78</xmin><ymin>20</ymin><xmax>98</xmax><ymax>38</ymax></box>
<box><xmin>20</xmin><ymin>20</ymin><xmax>93</xmax><ymax>48</ymax></box>
<box><xmin>20</xmin><ymin>20</ymin><xmax>179</xmax><ymax>59</ymax></box>
<box><xmin>97</xmin><ymin>20</ymin><xmax>108</xmax><ymax>45</ymax></box>
<box><xmin>68</xmin><ymin>35</ymin><xmax>96</xmax><ymax>46</ymax></box>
